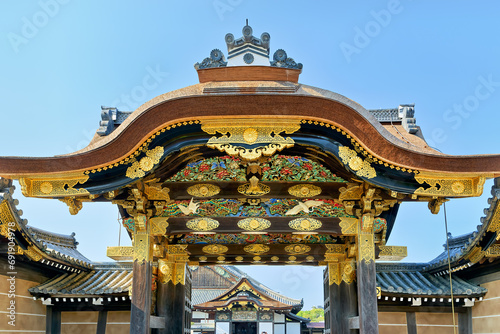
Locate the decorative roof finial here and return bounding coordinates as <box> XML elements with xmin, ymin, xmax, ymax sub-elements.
<box><xmin>194</xmin><ymin>23</ymin><xmax>302</xmax><ymax>70</ymax></box>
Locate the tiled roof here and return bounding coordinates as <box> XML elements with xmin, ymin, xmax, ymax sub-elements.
<box><xmin>376</xmin><ymin>263</ymin><xmax>486</xmax><ymax>297</ymax></box>
<box><xmin>424</xmin><ymin>178</ymin><xmax>500</xmax><ymax>273</ymax></box>
<box><xmin>0</xmin><ymin>178</ymin><xmax>92</xmax><ymax>270</ymax></box>
<box><xmin>223</xmin><ymin>266</ymin><xmax>303</xmax><ymax>307</ymax></box>
<box><xmin>29</xmin><ymin>263</ymin><xmax>132</xmax><ymax>296</ymax></box>
<box><xmin>192</xmin><ymin>289</ymin><xmax>227</xmax><ymax>305</ymax></box>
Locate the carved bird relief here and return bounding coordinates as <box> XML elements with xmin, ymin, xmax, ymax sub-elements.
<box><xmin>177</xmin><ymin>198</ymin><xmax>199</xmax><ymax>215</ymax></box>
<box><xmin>285</xmin><ymin>200</ymin><xmax>324</xmax><ymax>215</ymax></box>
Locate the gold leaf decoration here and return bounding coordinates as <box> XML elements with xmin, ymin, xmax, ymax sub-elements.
<box><xmin>202</xmin><ymin>244</ymin><xmax>228</xmax><ymax>255</ymax></box>
<box><xmin>238</xmin><ymin>218</ymin><xmax>271</xmax><ymax>232</ymax></box>
<box><xmin>187</xmin><ymin>184</ymin><xmax>221</xmax><ymax>197</ymax></box>
<box><xmin>338</xmin><ymin>146</ymin><xmax>376</xmax><ymax>179</ymax></box>
<box><xmin>271</xmin><ymin>256</ymin><xmax>279</xmax><ymax>262</ymax></box>
<box><xmin>378</xmin><ymin>245</ymin><xmax>408</xmax><ymax>261</ymax></box>
<box><xmin>339</xmin><ymin>217</ymin><xmax>358</xmax><ymax>235</ymax></box>
<box><xmin>284</xmin><ymin>244</ymin><xmax>311</xmax><ymax>255</ymax></box>
<box><xmin>288</xmin><ymin>184</ymin><xmax>322</xmax><ymax>198</ymax></box>
<box><xmin>288</xmin><ymin>217</ymin><xmax>322</xmax><ymax>232</ymax></box>
<box><xmin>235</xmin><ymin>256</ymin><xmax>244</xmax><ymax>262</ymax></box>
<box><xmin>243</xmin><ymin>244</ymin><xmax>270</xmax><ymax>255</ymax></box>
<box><xmin>414</xmin><ymin>174</ymin><xmax>485</xmax><ymax>197</ymax></box>
<box><xmin>126</xmin><ymin>146</ymin><xmax>164</xmax><ymax>179</ymax></box>
<box><xmin>359</xmin><ymin>234</ymin><xmax>375</xmax><ymax>264</ymax></box>
<box><xmin>186</xmin><ymin>218</ymin><xmax>219</xmax><ymax>232</ymax></box>
<box><xmin>150</xmin><ymin>217</ymin><xmax>169</xmax><ymax>236</ymax></box>
<box><xmin>237</xmin><ymin>176</ymin><xmax>270</xmax><ymax>196</ymax></box>
<box><xmin>107</xmin><ymin>246</ymin><xmax>134</xmax><ymax>261</ymax></box>
<box><xmin>201</xmin><ymin>118</ymin><xmax>301</xmax><ymax>161</ymax></box>
<box><xmin>19</xmin><ymin>175</ymin><xmax>89</xmax><ymax>197</ymax></box>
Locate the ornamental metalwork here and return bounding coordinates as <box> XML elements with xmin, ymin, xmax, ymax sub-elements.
<box><xmin>237</xmin><ymin>218</ymin><xmax>271</xmax><ymax>232</ymax></box>
<box><xmin>288</xmin><ymin>184</ymin><xmax>322</xmax><ymax>197</ymax></box>
<box><xmin>359</xmin><ymin>234</ymin><xmax>375</xmax><ymax>264</ymax></box>
<box><xmin>243</xmin><ymin>244</ymin><xmax>270</xmax><ymax>255</ymax></box>
<box><xmin>338</xmin><ymin>146</ymin><xmax>376</xmax><ymax>179</ymax></box>
<box><xmin>107</xmin><ymin>246</ymin><xmax>134</xmax><ymax>261</ymax></box>
<box><xmin>19</xmin><ymin>174</ymin><xmax>90</xmax><ymax>198</ymax></box>
<box><xmin>126</xmin><ymin>146</ymin><xmax>164</xmax><ymax>179</ymax></box>
<box><xmin>186</xmin><ymin>218</ymin><xmax>219</xmax><ymax>232</ymax></box>
<box><xmin>339</xmin><ymin>217</ymin><xmax>358</xmax><ymax>235</ymax></box>
<box><xmin>201</xmin><ymin>118</ymin><xmax>301</xmax><ymax>161</ymax></box>
<box><xmin>288</xmin><ymin>217</ymin><xmax>322</xmax><ymax>232</ymax></box>
<box><xmin>187</xmin><ymin>183</ymin><xmax>221</xmax><ymax>197</ymax></box>
<box><xmin>378</xmin><ymin>245</ymin><xmax>408</xmax><ymax>261</ymax></box>
<box><xmin>150</xmin><ymin>217</ymin><xmax>169</xmax><ymax>236</ymax></box>
<box><xmin>237</xmin><ymin>176</ymin><xmax>271</xmax><ymax>196</ymax></box>
<box><xmin>414</xmin><ymin>174</ymin><xmax>486</xmax><ymax>197</ymax></box>
<box><xmin>487</xmin><ymin>204</ymin><xmax>500</xmax><ymax>234</ymax></box>
<box><xmin>285</xmin><ymin>244</ymin><xmax>311</xmax><ymax>254</ymax></box>
<box><xmin>202</xmin><ymin>244</ymin><xmax>228</xmax><ymax>255</ymax></box>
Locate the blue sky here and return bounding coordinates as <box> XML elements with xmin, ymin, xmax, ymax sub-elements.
<box><xmin>1</xmin><ymin>1</ymin><xmax>499</xmax><ymax>309</ymax></box>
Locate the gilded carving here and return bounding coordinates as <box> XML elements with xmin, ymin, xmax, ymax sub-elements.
<box><xmin>284</xmin><ymin>244</ymin><xmax>311</xmax><ymax>254</ymax></box>
<box><xmin>158</xmin><ymin>259</ymin><xmax>174</xmax><ymax>284</ymax></box>
<box><xmin>339</xmin><ymin>217</ymin><xmax>358</xmax><ymax>235</ymax></box>
<box><xmin>288</xmin><ymin>184</ymin><xmax>322</xmax><ymax>198</ymax></box>
<box><xmin>378</xmin><ymin>245</ymin><xmax>408</xmax><ymax>261</ymax></box>
<box><xmin>24</xmin><ymin>247</ymin><xmax>43</xmax><ymax>262</ymax></box>
<box><xmin>177</xmin><ymin>198</ymin><xmax>199</xmax><ymax>215</ymax></box>
<box><xmin>288</xmin><ymin>217</ymin><xmax>322</xmax><ymax>232</ymax></box>
<box><xmin>237</xmin><ymin>176</ymin><xmax>270</xmax><ymax>196</ymax></box>
<box><xmin>271</xmin><ymin>256</ymin><xmax>279</xmax><ymax>262</ymax></box>
<box><xmin>126</xmin><ymin>146</ymin><xmax>164</xmax><ymax>179</ymax></box>
<box><xmin>468</xmin><ymin>246</ymin><xmax>485</xmax><ymax>264</ymax></box>
<box><xmin>306</xmin><ymin>255</ymin><xmax>314</xmax><ymax>262</ymax></box>
<box><xmin>144</xmin><ymin>184</ymin><xmax>170</xmax><ymax>201</ymax></box>
<box><xmin>486</xmin><ymin>203</ymin><xmax>500</xmax><ymax>235</ymax></box>
<box><xmin>187</xmin><ymin>218</ymin><xmax>219</xmax><ymax>232</ymax></box>
<box><xmin>338</xmin><ymin>146</ymin><xmax>376</xmax><ymax>179</ymax></box>
<box><xmin>235</xmin><ymin>256</ymin><xmax>244</xmax><ymax>262</ymax></box>
<box><xmin>243</xmin><ymin>244</ymin><xmax>270</xmax><ymax>255</ymax></box>
<box><xmin>0</xmin><ymin>200</ymin><xmax>16</xmax><ymax>237</ymax></box>
<box><xmin>59</xmin><ymin>197</ymin><xmax>83</xmax><ymax>215</ymax></box>
<box><xmin>253</xmin><ymin>256</ymin><xmax>262</xmax><ymax>262</ymax></box>
<box><xmin>107</xmin><ymin>246</ymin><xmax>134</xmax><ymax>261</ymax></box>
<box><xmin>414</xmin><ymin>174</ymin><xmax>485</xmax><ymax>197</ymax></box>
<box><xmin>325</xmin><ymin>244</ymin><xmax>346</xmax><ymax>254</ymax></box>
<box><xmin>201</xmin><ymin>118</ymin><xmax>301</xmax><ymax>161</ymax></box>
<box><xmin>150</xmin><ymin>217</ymin><xmax>169</xmax><ymax>236</ymax></box>
<box><xmin>187</xmin><ymin>184</ymin><xmax>221</xmax><ymax>197</ymax></box>
<box><xmin>166</xmin><ymin>245</ymin><xmax>189</xmax><ymax>255</ymax></box>
<box><xmin>202</xmin><ymin>244</ymin><xmax>228</xmax><ymax>255</ymax></box>
<box><xmin>359</xmin><ymin>234</ymin><xmax>375</xmax><ymax>264</ymax></box>
<box><xmin>237</xmin><ymin>218</ymin><xmax>271</xmax><ymax>232</ymax></box>
<box><xmin>485</xmin><ymin>244</ymin><xmax>500</xmax><ymax>257</ymax></box>
<box><xmin>342</xmin><ymin>260</ymin><xmax>356</xmax><ymax>284</ymax></box>
<box><xmin>361</xmin><ymin>213</ymin><xmax>374</xmax><ymax>233</ymax></box>
<box><xmin>285</xmin><ymin>200</ymin><xmax>324</xmax><ymax>215</ymax></box>
<box><xmin>19</xmin><ymin>174</ymin><xmax>89</xmax><ymax>198</ymax></box>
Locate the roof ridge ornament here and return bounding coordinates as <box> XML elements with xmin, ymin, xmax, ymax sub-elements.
<box><xmin>194</xmin><ymin>22</ymin><xmax>302</xmax><ymax>70</ymax></box>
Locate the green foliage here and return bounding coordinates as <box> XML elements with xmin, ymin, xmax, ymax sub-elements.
<box><xmin>297</xmin><ymin>307</ymin><xmax>325</xmax><ymax>322</ymax></box>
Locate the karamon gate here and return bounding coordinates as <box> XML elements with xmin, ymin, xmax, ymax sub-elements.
<box><xmin>1</xmin><ymin>24</ymin><xmax>499</xmax><ymax>334</ymax></box>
